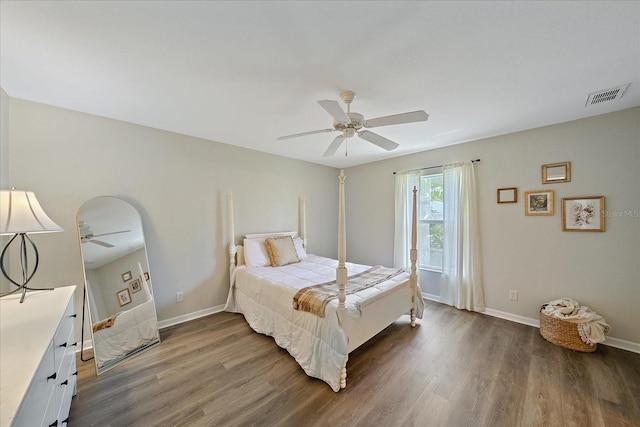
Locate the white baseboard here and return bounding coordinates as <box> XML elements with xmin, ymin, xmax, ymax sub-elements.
<box><xmin>81</xmin><ymin>338</ymin><xmax>93</xmax><ymax>351</ymax></box>
<box><xmin>423</xmin><ymin>296</ymin><xmax>640</xmax><ymax>354</ymax></box>
<box><xmin>423</xmin><ymin>293</ymin><xmax>440</xmax><ymax>303</ymax></box>
<box><xmin>157</xmin><ymin>304</ymin><xmax>225</xmax><ymax>329</ymax></box>
<box><xmin>482</xmin><ymin>307</ymin><xmax>540</xmax><ymax>328</ymax></box>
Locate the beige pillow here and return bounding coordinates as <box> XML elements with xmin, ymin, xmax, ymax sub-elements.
<box><xmin>265</xmin><ymin>235</ymin><xmax>300</xmax><ymax>266</ymax></box>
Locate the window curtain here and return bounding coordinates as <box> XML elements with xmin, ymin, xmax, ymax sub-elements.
<box><xmin>393</xmin><ymin>170</ymin><xmax>420</xmax><ymax>271</ymax></box>
<box><xmin>440</xmin><ymin>161</ymin><xmax>485</xmax><ymax>311</ymax></box>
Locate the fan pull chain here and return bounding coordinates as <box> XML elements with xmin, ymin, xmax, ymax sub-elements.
<box><xmin>345</xmin><ymin>139</ymin><xmax>348</xmax><ymax>157</ymax></box>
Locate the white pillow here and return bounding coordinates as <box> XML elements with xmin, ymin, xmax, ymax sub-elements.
<box><xmin>265</xmin><ymin>236</ymin><xmax>300</xmax><ymax>266</ymax></box>
<box><xmin>243</xmin><ymin>239</ymin><xmax>271</xmax><ymax>267</ymax></box>
<box><xmin>293</xmin><ymin>236</ymin><xmax>308</xmax><ymax>259</ymax></box>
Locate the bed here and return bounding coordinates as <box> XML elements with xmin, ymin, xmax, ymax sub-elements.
<box><xmin>92</xmin><ymin>278</ymin><xmax>160</xmax><ymax>371</ymax></box>
<box><xmin>224</xmin><ymin>170</ymin><xmax>423</xmax><ymax>391</ymax></box>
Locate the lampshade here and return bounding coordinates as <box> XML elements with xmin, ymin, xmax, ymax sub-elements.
<box><xmin>0</xmin><ymin>190</ymin><xmax>63</xmax><ymax>235</ymax></box>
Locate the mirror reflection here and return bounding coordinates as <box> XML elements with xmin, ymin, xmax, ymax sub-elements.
<box><xmin>77</xmin><ymin>196</ymin><xmax>160</xmax><ymax>375</ymax></box>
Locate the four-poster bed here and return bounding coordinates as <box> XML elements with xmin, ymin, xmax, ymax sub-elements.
<box><xmin>224</xmin><ymin>170</ymin><xmax>422</xmax><ymax>391</ymax></box>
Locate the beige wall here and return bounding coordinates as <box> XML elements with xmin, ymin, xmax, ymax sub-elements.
<box><xmin>5</xmin><ymin>97</ymin><xmax>339</xmax><ymax>340</ymax></box>
<box><xmin>4</xmin><ymin>94</ymin><xmax>638</xmax><ymax>346</ymax></box>
<box><xmin>87</xmin><ymin>247</ymin><xmax>149</xmax><ymax>321</ymax></box>
<box><xmin>0</xmin><ymin>89</ymin><xmax>9</xmax><ymax>292</ymax></box>
<box><xmin>345</xmin><ymin>107</ymin><xmax>640</xmax><ymax>344</ymax></box>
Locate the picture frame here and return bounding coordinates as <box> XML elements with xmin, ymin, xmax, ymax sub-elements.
<box><xmin>117</xmin><ymin>288</ymin><xmax>132</xmax><ymax>306</ymax></box>
<box><xmin>129</xmin><ymin>279</ymin><xmax>141</xmax><ymax>293</ymax></box>
<box><xmin>121</xmin><ymin>271</ymin><xmax>132</xmax><ymax>282</ymax></box>
<box><xmin>143</xmin><ymin>272</ymin><xmax>150</xmax><ymax>282</ymax></box>
<box><xmin>542</xmin><ymin>162</ymin><xmax>571</xmax><ymax>184</ymax></box>
<box><xmin>562</xmin><ymin>196</ymin><xmax>605</xmax><ymax>232</ymax></box>
<box><xmin>497</xmin><ymin>187</ymin><xmax>518</xmax><ymax>204</ymax></box>
<box><xmin>525</xmin><ymin>190</ymin><xmax>554</xmax><ymax>216</ymax></box>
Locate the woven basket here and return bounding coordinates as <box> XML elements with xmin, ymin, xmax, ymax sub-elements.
<box><xmin>539</xmin><ymin>307</ymin><xmax>597</xmax><ymax>352</ymax></box>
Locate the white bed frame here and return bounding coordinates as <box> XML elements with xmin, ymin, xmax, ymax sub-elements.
<box><xmin>227</xmin><ymin>170</ymin><xmax>418</xmax><ymax>389</ymax></box>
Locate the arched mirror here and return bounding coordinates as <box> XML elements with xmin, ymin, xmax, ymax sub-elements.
<box><xmin>77</xmin><ymin>196</ymin><xmax>160</xmax><ymax>375</ymax></box>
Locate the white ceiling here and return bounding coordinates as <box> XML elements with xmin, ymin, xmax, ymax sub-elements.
<box><xmin>1</xmin><ymin>1</ymin><xmax>638</xmax><ymax>168</ymax></box>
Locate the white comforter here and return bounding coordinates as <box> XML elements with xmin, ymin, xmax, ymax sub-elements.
<box><xmin>224</xmin><ymin>254</ymin><xmax>423</xmax><ymax>391</ymax></box>
<box><xmin>93</xmin><ymin>298</ymin><xmax>160</xmax><ymax>369</ymax></box>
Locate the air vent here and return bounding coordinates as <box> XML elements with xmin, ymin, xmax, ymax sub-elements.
<box><xmin>585</xmin><ymin>83</ymin><xmax>630</xmax><ymax>107</ymax></box>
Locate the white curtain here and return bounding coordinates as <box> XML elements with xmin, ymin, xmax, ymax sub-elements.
<box><xmin>393</xmin><ymin>171</ymin><xmax>420</xmax><ymax>271</ymax></box>
<box><xmin>440</xmin><ymin>161</ymin><xmax>485</xmax><ymax>311</ymax></box>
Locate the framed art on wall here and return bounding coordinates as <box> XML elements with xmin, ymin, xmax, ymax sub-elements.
<box><xmin>117</xmin><ymin>288</ymin><xmax>132</xmax><ymax>306</ymax></box>
<box><xmin>497</xmin><ymin>187</ymin><xmax>517</xmax><ymax>203</ymax></box>
<box><xmin>121</xmin><ymin>271</ymin><xmax>132</xmax><ymax>282</ymax></box>
<box><xmin>562</xmin><ymin>196</ymin><xmax>605</xmax><ymax>231</ymax></box>
<box><xmin>525</xmin><ymin>190</ymin><xmax>554</xmax><ymax>216</ymax></box>
<box><xmin>542</xmin><ymin>162</ymin><xmax>571</xmax><ymax>184</ymax></box>
<box><xmin>130</xmin><ymin>279</ymin><xmax>141</xmax><ymax>293</ymax></box>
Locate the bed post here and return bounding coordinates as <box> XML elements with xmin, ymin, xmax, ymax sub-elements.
<box><xmin>410</xmin><ymin>186</ymin><xmax>418</xmax><ymax>327</ymax></box>
<box><xmin>337</xmin><ymin>170</ymin><xmax>348</xmax><ymax>389</ymax></box>
<box><xmin>228</xmin><ymin>192</ymin><xmax>237</xmax><ymax>285</ymax></box>
<box><xmin>300</xmin><ymin>197</ymin><xmax>307</xmax><ymax>249</ymax></box>
<box><xmin>137</xmin><ymin>262</ymin><xmax>152</xmax><ymax>299</ymax></box>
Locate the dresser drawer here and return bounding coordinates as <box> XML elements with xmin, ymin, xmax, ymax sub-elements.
<box><xmin>56</xmin><ymin>373</ymin><xmax>76</xmax><ymax>426</ymax></box>
<box><xmin>52</xmin><ymin>299</ymin><xmax>76</xmax><ymax>371</ymax></box>
<box><xmin>55</xmin><ymin>328</ymin><xmax>77</xmax><ymax>416</ymax></box>
<box><xmin>12</xmin><ymin>341</ymin><xmax>56</xmax><ymax>426</ymax></box>
<box><xmin>42</xmin><ymin>389</ymin><xmax>58</xmax><ymax>427</ymax></box>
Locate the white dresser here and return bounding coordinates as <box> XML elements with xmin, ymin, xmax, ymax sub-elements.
<box><xmin>0</xmin><ymin>286</ymin><xmax>77</xmax><ymax>427</ymax></box>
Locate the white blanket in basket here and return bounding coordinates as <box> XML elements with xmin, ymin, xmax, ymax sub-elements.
<box><xmin>542</xmin><ymin>298</ymin><xmax>610</xmax><ymax>345</ymax></box>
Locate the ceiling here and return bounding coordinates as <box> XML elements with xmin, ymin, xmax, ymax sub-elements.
<box><xmin>1</xmin><ymin>1</ymin><xmax>638</xmax><ymax>169</ymax></box>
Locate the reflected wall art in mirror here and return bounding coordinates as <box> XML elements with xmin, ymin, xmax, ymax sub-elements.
<box><xmin>77</xmin><ymin>196</ymin><xmax>160</xmax><ymax>375</ymax></box>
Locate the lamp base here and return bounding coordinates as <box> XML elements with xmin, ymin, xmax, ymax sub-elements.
<box><xmin>0</xmin><ymin>233</ymin><xmax>53</xmax><ymax>303</ymax></box>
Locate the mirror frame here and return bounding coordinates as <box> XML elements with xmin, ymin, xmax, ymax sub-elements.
<box><xmin>77</xmin><ymin>196</ymin><xmax>160</xmax><ymax>375</ymax></box>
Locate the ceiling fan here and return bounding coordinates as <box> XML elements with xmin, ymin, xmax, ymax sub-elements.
<box><xmin>278</xmin><ymin>90</ymin><xmax>429</xmax><ymax>157</ymax></box>
<box><xmin>78</xmin><ymin>221</ymin><xmax>131</xmax><ymax>248</ymax></box>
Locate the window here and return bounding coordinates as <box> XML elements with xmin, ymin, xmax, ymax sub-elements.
<box><xmin>418</xmin><ymin>173</ymin><xmax>443</xmax><ymax>271</ymax></box>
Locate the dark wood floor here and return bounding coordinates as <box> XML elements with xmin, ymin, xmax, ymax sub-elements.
<box><xmin>69</xmin><ymin>300</ymin><xmax>640</xmax><ymax>427</ymax></box>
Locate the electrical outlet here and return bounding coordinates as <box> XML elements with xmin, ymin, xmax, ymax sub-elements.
<box><xmin>508</xmin><ymin>290</ymin><xmax>518</xmax><ymax>301</ymax></box>
<box><xmin>176</xmin><ymin>292</ymin><xmax>184</xmax><ymax>303</ymax></box>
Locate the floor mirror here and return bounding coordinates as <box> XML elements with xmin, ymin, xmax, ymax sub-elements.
<box><xmin>77</xmin><ymin>196</ymin><xmax>160</xmax><ymax>375</ymax></box>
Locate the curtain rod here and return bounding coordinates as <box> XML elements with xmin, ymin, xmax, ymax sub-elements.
<box><xmin>392</xmin><ymin>159</ymin><xmax>480</xmax><ymax>175</ymax></box>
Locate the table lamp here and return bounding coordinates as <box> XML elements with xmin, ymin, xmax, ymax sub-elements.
<box><xmin>0</xmin><ymin>189</ymin><xmax>63</xmax><ymax>303</ymax></box>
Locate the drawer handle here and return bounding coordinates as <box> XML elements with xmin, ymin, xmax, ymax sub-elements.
<box><xmin>61</xmin><ymin>379</ymin><xmax>68</xmax><ymax>386</ymax></box>
<box><xmin>70</xmin><ymin>314</ymin><xmax>77</xmax><ymax>318</ymax></box>
<box><xmin>49</xmin><ymin>421</ymin><xmax>58</xmax><ymax>427</ymax></box>
<box><xmin>59</xmin><ymin>342</ymin><xmax>67</xmax><ymax>348</ymax></box>
<box><xmin>73</xmin><ymin>371</ymin><xmax>78</xmax><ymax>376</ymax></box>
<box><xmin>71</xmin><ymin>341</ymin><xmax>78</xmax><ymax>347</ymax></box>
<box><xmin>47</xmin><ymin>372</ymin><xmax>57</xmax><ymax>381</ymax></box>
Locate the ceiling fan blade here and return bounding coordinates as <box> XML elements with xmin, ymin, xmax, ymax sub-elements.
<box><xmin>358</xmin><ymin>130</ymin><xmax>399</xmax><ymax>151</ymax></box>
<box><xmin>317</xmin><ymin>100</ymin><xmax>350</xmax><ymax>124</ymax></box>
<box><xmin>277</xmin><ymin>129</ymin><xmax>335</xmax><ymax>140</ymax></box>
<box><xmin>92</xmin><ymin>230</ymin><xmax>131</xmax><ymax>238</ymax></box>
<box><xmin>90</xmin><ymin>239</ymin><xmax>114</xmax><ymax>248</ymax></box>
<box><xmin>364</xmin><ymin>110</ymin><xmax>429</xmax><ymax>128</ymax></box>
<box><xmin>323</xmin><ymin>135</ymin><xmax>345</xmax><ymax>157</ymax></box>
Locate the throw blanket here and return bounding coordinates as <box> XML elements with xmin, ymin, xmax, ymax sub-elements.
<box><xmin>92</xmin><ymin>312</ymin><xmax>121</xmax><ymax>332</ymax></box>
<box><xmin>541</xmin><ymin>298</ymin><xmax>610</xmax><ymax>345</ymax></box>
<box><xmin>293</xmin><ymin>266</ymin><xmax>404</xmax><ymax>317</ymax></box>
